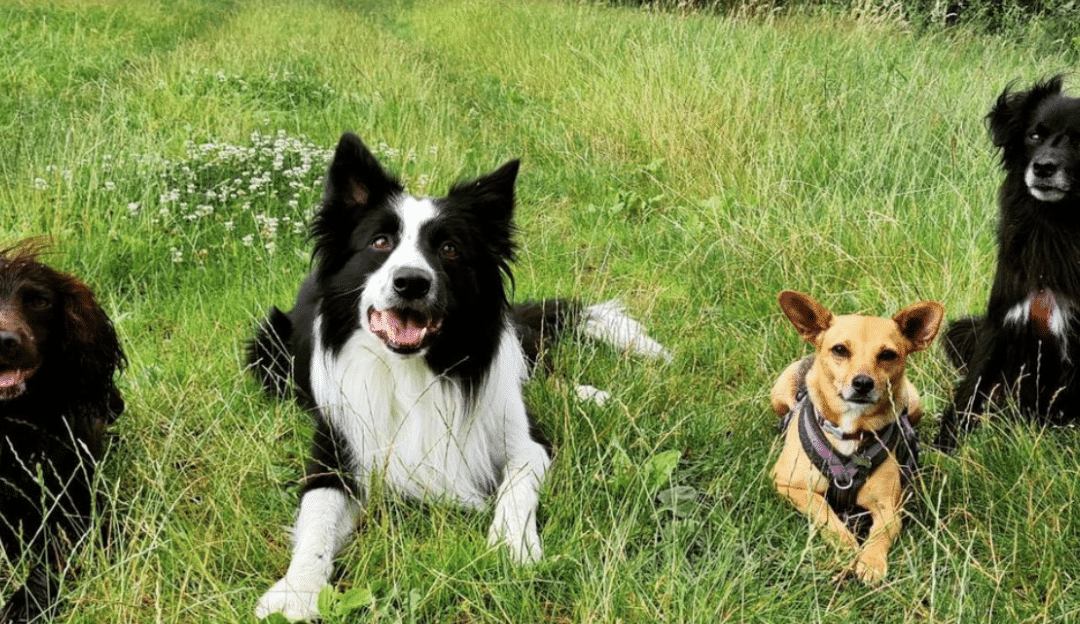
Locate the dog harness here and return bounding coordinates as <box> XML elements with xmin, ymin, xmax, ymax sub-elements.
<box><xmin>779</xmin><ymin>387</ymin><xmax>920</xmax><ymax>514</ymax></box>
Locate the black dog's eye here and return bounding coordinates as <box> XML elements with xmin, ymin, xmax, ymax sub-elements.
<box><xmin>830</xmin><ymin>344</ymin><xmax>850</xmax><ymax>358</ymax></box>
<box><xmin>878</xmin><ymin>349</ymin><xmax>898</xmax><ymax>362</ymax></box>
<box><xmin>372</xmin><ymin>236</ymin><xmax>393</xmax><ymax>251</ymax></box>
<box><xmin>440</xmin><ymin>242</ymin><xmax>459</xmax><ymax>260</ymax></box>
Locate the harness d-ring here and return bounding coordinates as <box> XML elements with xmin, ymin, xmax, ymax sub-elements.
<box><xmin>831</xmin><ymin>472</ymin><xmax>855</xmax><ymax>490</ymax></box>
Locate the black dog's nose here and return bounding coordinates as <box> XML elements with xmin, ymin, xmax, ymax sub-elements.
<box><xmin>1032</xmin><ymin>159</ymin><xmax>1060</xmax><ymax>179</ymax></box>
<box><xmin>392</xmin><ymin>268</ymin><xmax>431</xmax><ymax>300</ymax></box>
<box><xmin>852</xmin><ymin>374</ymin><xmax>875</xmax><ymax>395</ymax></box>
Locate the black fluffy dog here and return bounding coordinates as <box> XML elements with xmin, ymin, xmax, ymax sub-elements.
<box><xmin>936</xmin><ymin>75</ymin><xmax>1080</xmax><ymax>450</ymax></box>
<box><xmin>0</xmin><ymin>244</ymin><xmax>125</xmax><ymax>623</ymax></box>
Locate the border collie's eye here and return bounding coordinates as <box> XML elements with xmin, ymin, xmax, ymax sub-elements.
<box><xmin>372</xmin><ymin>236</ymin><xmax>392</xmax><ymax>251</ymax></box>
<box><xmin>878</xmin><ymin>349</ymin><xmax>898</xmax><ymax>362</ymax></box>
<box><xmin>440</xmin><ymin>242</ymin><xmax>459</xmax><ymax>260</ymax></box>
<box><xmin>1029</xmin><ymin>131</ymin><xmax>1042</xmax><ymax>142</ymax></box>
<box><xmin>830</xmin><ymin>344</ymin><xmax>850</xmax><ymax>358</ymax></box>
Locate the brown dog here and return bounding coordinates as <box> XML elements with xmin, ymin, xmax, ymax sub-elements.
<box><xmin>770</xmin><ymin>290</ymin><xmax>943</xmax><ymax>582</ymax></box>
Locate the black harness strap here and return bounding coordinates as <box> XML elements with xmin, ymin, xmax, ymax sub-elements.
<box><xmin>779</xmin><ymin>386</ymin><xmax>920</xmax><ymax>514</ymax></box>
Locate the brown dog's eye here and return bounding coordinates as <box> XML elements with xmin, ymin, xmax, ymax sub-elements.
<box><xmin>25</xmin><ymin>293</ymin><xmax>51</xmax><ymax>311</ymax></box>
<box><xmin>830</xmin><ymin>344</ymin><xmax>850</xmax><ymax>358</ymax></box>
<box><xmin>878</xmin><ymin>349</ymin><xmax>898</xmax><ymax>362</ymax></box>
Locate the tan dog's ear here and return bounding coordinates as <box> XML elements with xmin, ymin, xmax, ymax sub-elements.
<box><xmin>892</xmin><ymin>301</ymin><xmax>945</xmax><ymax>352</ymax></box>
<box><xmin>778</xmin><ymin>291</ymin><xmax>833</xmax><ymax>343</ymax></box>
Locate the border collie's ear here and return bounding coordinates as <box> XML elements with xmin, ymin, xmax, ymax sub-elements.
<box><xmin>449</xmin><ymin>159</ymin><xmax>520</xmax><ymax>222</ymax></box>
<box><xmin>323</xmin><ymin>132</ymin><xmax>401</xmax><ymax>208</ymax></box>
<box><xmin>987</xmin><ymin>75</ymin><xmax>1065</xmax><ymax>155</ymax></box>
<box><xmin>892</xmin><ymin>301</ymin><xmax>944</xmax><ymax>353</ymax></box>
<box><xmin>313</xmin><ymin>133</ymin><xmax>404</xmax><ymax>273</ymax></box>
<box><xmin>778</xmin><ymin>291</ymin><xmax>833</xmax><ymax>344</ymax></box>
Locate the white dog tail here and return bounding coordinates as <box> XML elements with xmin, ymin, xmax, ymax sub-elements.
<box><xmin>511</xmin><ymin>298</ymin><xmax>672</xmax><ymax>367</ymax></box>
<box><xmin>581</xmin><ymin>300</ymin><xmax>673</xmax><ymax>362</ymax></box>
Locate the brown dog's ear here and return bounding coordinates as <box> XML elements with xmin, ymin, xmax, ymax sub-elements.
<box><xmin>892</xmin><ymin>301</ymin><xmax>945</xmax><ymax>353</ymax></box>
<box><xmin>778</xmin><ymin>291</ymin><xmax>833</xmax><ymax>343</ymax></box>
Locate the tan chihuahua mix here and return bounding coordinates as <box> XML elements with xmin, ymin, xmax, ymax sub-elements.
<box><xmin>770</xmin><ymin>290</ymin><xmax>943</xmax><ymax>582</ymax></box>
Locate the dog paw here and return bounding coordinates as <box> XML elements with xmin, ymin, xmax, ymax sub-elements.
<box><xmin>487</xmin><ymin>522</ymin><xmax>542</xmax><ymax>565</ymax></box>
<box><xmin>574</xmin><ymin>384</ymin><xmax>611</xmax><ymax>405</ymax></box>
<box><xmin>255</xmin><ymin>576</ymin><xmax>324</xmax><ymax>622</ymax></box>
<box><xmin>854</xmin><ymin>557</ymin><xmax>888</xmax><ymax>584</ymax></box>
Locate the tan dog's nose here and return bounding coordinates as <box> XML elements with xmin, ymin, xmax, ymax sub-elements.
<box><xmin>852</xmin><ymin>374</ymin><xmax>875</xmax><ymax>395</ymax></box>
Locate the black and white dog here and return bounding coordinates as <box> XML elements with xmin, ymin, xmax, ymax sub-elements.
<box><xmin>936</xmin><ymin>75</ymin><xmax>1080</xmax><ymax>450</ymax></box>
<box><xmin>249</xmin><ymin>133</ymin><xmax>669</xmax><ymax>621</ymax></box>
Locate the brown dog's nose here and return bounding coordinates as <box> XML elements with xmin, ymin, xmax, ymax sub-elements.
<box><xmin>852</xmin><ymin>374</ymin><xmax>875</xmax><ymax>395</ymax></box>
<box><xmin>0</xmin><ymin>331</ymin><xmax>22</xmax><ymax>359</ymax></box>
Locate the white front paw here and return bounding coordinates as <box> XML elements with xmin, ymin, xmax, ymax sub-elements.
<box><xmin>488</xmin><ymin>520</ymin><xmax>542</xmax><ymax>565</ymax></box>
<box><xmin>255</xmin><ymin>576</ymin><xmax>324</xmax><ymax>622</ymax></box>
<box><xmin>575</xmin><ymin>384</ymin><xmax>611</xmax><ymax>405</ymax></box>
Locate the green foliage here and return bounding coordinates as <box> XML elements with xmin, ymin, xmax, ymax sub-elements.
<box><xmin>604</xmin><ymin>0</ymin><xmax>1080</xmax><ymax>55</ymax></box>
<box><xmin>2</xmin><ymin>0</ymin><xmax>1080</xmax><ymax>622</ymax></box>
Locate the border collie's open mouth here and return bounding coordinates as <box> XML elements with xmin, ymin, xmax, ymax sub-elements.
<box><xmin>368</xmin><ymin>307</ymin><xmax>443</xmax><ymax>354</ymax></box>
<box><xmin>0</xmin><ymin>368</ymin><xmax>34</xmax><ymax>400</ymax></box>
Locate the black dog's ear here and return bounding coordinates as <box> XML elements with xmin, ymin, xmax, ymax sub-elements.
<box><xmin>986</xmin><ymin>75</ymin><xmax>1065</xmax><ymax>152</ymax></box>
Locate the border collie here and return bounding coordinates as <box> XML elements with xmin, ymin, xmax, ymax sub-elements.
<box><xmin>248</xmin><ymin>133</ymin><xmax>669</xmax><ymax>621</ymax></box>
<box><xmin>935</xmin><ymin>75</ymin><xmax>1080</xmax><ymax>450</ymax></box>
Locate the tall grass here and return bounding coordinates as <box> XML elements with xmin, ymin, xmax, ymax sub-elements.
<box><xmin>1</xmin><ymin>0</ymin><xmax>1078</xmax><ymax>622</ymax></box>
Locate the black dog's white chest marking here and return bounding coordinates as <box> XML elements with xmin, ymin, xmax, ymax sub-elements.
<box><xmin>1005</xmin><ymin>289</ymin><xmax>1072</xmax><ymax>350</ymax></box>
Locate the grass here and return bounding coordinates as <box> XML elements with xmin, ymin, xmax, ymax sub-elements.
<box><xmin>1</xmin><ymin>0</ymin><xmax>1079</xmax><ymax>622</ymax></box>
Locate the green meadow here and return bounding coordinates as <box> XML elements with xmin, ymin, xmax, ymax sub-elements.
<box><xmin>2</xmin><ymin>0</ymin><xmax>1079</xmax><ymax>621</ymax></box>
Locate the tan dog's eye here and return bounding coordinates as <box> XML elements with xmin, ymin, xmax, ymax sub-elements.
<box><xmin>830</xmin><ymin>344</ymin><xmax>850</xmax><ymax>358</ymax></box>
<box><xmin>878</xmin><ymin>349</ymin><xmax>898</xmax><ymax>362</ymax></box>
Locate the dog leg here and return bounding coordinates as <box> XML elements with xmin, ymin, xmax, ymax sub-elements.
<box><xmin>855</xmin><ymin>501</ymin><xmax>901</xmax><ymax>583</ymax></box>
<box><xmin>256</xmin><ymin>487</ymin><xmax>360</xmax><ymax>622</ymax></box>
<box><xmin>488</xmin><ymin>440</ymin><xmax>550</xmax><ymax>565</ymax></box>
<box><xmin>935</xmin><ymin>323</ymin><xmax>1008</xmax><ymax>451</ymax></box>
<box><xmin>0</xmin><ymin>565</ymin><xmax>62</xmax><ymax>624</ymax></box>
<box><xmin>936</xmin><ymin>365</ymin><xmax>993</xmax><ymax>452</ymax></box>
<box><xmin>776</xmin><ymin>484</ymin><xmax>859</xmax><ymax>550</ymax></box>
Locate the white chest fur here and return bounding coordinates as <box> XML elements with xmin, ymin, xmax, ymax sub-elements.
<box><xmin>1005</xmin><ymin>290</ymin><xmax>1072</xmax><ymax>358</ymax></box>
<box><xmin>309</xmin><ymin>314</ymin><xmax>531</xmax><ymax>509</ymax></box>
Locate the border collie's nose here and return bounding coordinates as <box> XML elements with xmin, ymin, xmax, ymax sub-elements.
<box><xmin>852</xmin><ymin>375</ymin><xmax>875</xmax><ymax>395</ymax></box>
<box><xmin>393</xmin><ymin>268</ymin><xmax>431</xmax><ymax>300</ymax></box>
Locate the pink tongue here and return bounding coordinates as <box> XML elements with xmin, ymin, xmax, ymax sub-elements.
<box><xmin>0</xmin><ymin>371</ymin><xmax>23</xmax><ymax>389</ymax></box>
<box><xmin>372</xmin><ymin>310</ymin><xmax>427</xmax><ymax>346</ymax></box>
